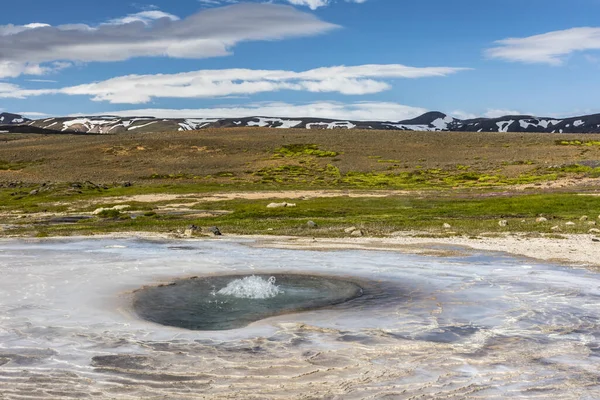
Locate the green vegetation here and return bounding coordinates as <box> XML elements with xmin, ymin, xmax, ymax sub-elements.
<box><xmin>2</xmin><ymin>192</ymin><xmax>599</xmax><ymax>238</ymax></box>
<box><xmin>3</xmin><ymin>131</ymin><xmax>600</xmax><ymax>239</ymax></box>
<box><xmin>97</xmin><ymin>209</ymin><xmax>129</xmax><ymax>219</ymax></box>
<box><xmin>0</xmin><ymin>159</ymin><xmax>34</xmax><ymax>171</ymax></box>
<box><xmin>556</xmin><ymin>139</ymin><xmax>600</xmax><ymax>146</ymax></box>
<box><xmin>274</xmin><ymin>144</ymin><xmax>339</xmax><ymax>158</ymax></box>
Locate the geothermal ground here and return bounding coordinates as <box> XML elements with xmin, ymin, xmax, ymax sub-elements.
<box><xmin>0</xmin><ymin>238</ymin><xmax>599</xmax><ymax>399</ymax></box>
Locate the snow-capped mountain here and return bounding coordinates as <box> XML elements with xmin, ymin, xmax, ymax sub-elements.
<box><xmin>2</xmin><ymin>111</ymin><xmax>600</xmax><ymax>134</ymax></box>
<box><xmin>0</xmin><ymin>112</ymin><xmax>29</xmax><ymax>125</ymax></box>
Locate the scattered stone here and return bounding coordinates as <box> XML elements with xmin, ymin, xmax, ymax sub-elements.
<box><xmin>551</xmin><ymin>226</ymin><xmax>562</xmax><ymax>232</ymax></box>
<box><xmin>351</xmin><ymin>230</ymin><xmax>363</xmax><ymax>237</ymax></box>
<box><xmin>267</xmin><ymin>228</ymin><xmax>274</xmax><ymax>231</ymax></box>
<box><xmin>29</xmin><ymin>189</ymin><xmax>38</xmax><ymax>195</ymax></box>
<box><xmin>121</xmin><ymin>181</ymin><xmax>132</xmax><ymax>187</ymax></box>
<box><xmin>536</xmin><ymin>217</ymin><xmax>548</xmax><ymax>223</ymax></box>
<box><xmin>113</xmin><ymin>205</ymin><xmax>130</xmax><ymax>211</ymax></box>
<box><xmin>499</xmin><ymin>220</ymin><xmax>508</xmax><ymax>227</ymax></box>
<box><xmin>589</xmin><ymin>228</ymin><xmax>600</xmax><ymax>234</ymax></box>
<box><xmin>443</xmin><ymin>223</ymin><xmax>452</xmax><ymax>229</ymax></box>
<box><xmin>565</xmin><ymin>222</ymin><xmax>576</xmax><ymax>226</ymax></box>
<box><xmin>307</xmin><ymin>221</ymin><xmax>318</xmax><ymax>229</ymax></box>
<box><xmin>344</xmin><ymin>226</ymin><xmax>357</xmax><ymax>234</ymax></box>
<box><xmin>593</xmin><ymin>238</ymin><xmax>600</xmax><ymax>243</ymax></box>
<box><xmin>580</xmin><ymin>216</ymin><xmax>589</xmax><ymax>221</ymax></box>
<box><xmin>208</xmin><ymin>226</ymin><xmax>222</xmax><ymax>236</ymax></box>
<box><xmin>266</xmin><ymin>202</ymin><xmax>297</xmax><ymax>208</ymax></box>
<box><xmin>588</xmin><ymin>221</ymin><xmax>597</xmax><ymax>226</ymax></box>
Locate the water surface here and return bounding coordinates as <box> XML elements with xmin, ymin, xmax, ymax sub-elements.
<box><xmin>0</xmin><ymin>238</ymin><xmax>599</xmax><ymax>399</ymax></box>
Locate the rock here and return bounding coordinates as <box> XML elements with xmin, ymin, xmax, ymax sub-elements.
<box><xmin>443</xmin><ymin>223</ymin><xmax>452</xmax><ymax>229</ymax></box>
<box><xmin>92</xmin><ymin>205</ymin><xmax>130</xmax><ymax>215</ymax></box>
<box><xmin>187</xmin><ymin>224</ymin><xmax>200</xmax><ymax>232</ymax></box>
<box><xmin>565</xmin><ymin>221</ymin><xmax>576</xmax><ymax>226</ymax></box>
<box><xmin>307</xmin><ymin>221</ymin><xmax>318</xmax><ymax>229</ymax></box>
<box><xmin>208</xmin><ymin>226</ymin><xmax>222</xmax><ymax>236</ymax></box>
<box><xmin>498</xmin><ymin>220</ymin><xmax>508</xmax><ymax>227</ymax></box>
<box><xmin>344</xmin><ymin>226</ymin><xmax>357</xmax><ymax>234</ymax></box>
<box><xmin>580</xmin><ymin>215</ymin><xmax>589</xmax><ymax>221</ymax></box>
<box><xmin>184</xmin><ymin>229</ymin><xmax>195</xmax><ymax>238</ymax></box>
<box><xmin>121</xmin><ymin>181</ymin><xmax>132</xmax><ymax>187</ymax></box>
<box><xmin>589</xmin><ymin>228</ymin><xmax>600</xmax><ymax>234</ymax></box>
<box><xmin>588</xmin><ymin>221</ymin><xmax>597</xmax><ymax>226</ymax></box>
<box><xmin>536</xmin><ymin>217</ymin><xmax>548</xmax><ymax>223</ymax></box>
<box><xmin>593</xmin><ymin>238</ymin><xmax>600</xmax><ymax>243</ymax></box>
<box><xmin>267</xmin><ymin>202</ymin><xmax>297</xmax><ymax>208</ymax></box>
<box><xmin>29</xmin><ymin>189</ymin><xmax>38</xmax><ymax>195</ymax></box>
<box><xmin>351</xmin><ymin>230</ymin><xmax>363</xmax><ymax>237</ymax></box>
<box><xmin>267</xmin><ymin>228</ymin><xmax>274</xmax><ymax>231</ymax></box>
<box><xmin>267</xmin><ymin>202</ymin><xmax>287</xmax><ymax>208</ymax></box>
<box><xmin>551</xmin><ymin>226</ymin><xmax>562</xmax><ymax>232</ymax></box>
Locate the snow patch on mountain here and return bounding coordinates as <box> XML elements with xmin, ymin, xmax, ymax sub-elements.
<box><xmin>496</xmin><ymin>120</ymin><xmax>515</xmax><ymax>133</ymax></box>
<box><xmin>306</xmin><ymin>121</ymin><xmax>356</xmax><ymax>129</ymax></box>
<box><xmin>247</xmin><ymin>118</ymin><xmax>302</xmax><ymax>129</ymax></box>
<box><xmin>178</xmin><ymin>118</ymin><xmax>221</xmax><ymax>131</ymax></box>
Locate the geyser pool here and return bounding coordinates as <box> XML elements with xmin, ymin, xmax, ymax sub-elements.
<box><xmin>133</xmin><ymin>274</ymin><xmax>364</xmax><ymax>330</ymax></box>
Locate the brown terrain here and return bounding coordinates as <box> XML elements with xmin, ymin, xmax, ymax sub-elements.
<box><xmin>1</xmin><ymin>128</ymin><xmax>600</xmax><ymax>184</ymax></box>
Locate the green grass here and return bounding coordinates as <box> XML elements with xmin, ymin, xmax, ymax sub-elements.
<box><xmin>556</xmin><ymin>139</ymin><xmax>600</xmax><ymax>146</ymax></box>
<box><xmin>0</xmin><ymin>159</ymin><xmax>35</xmax><ymax>171</ymax></box>
<box><xmin>274</xmin><ymin>144</ymin><xmax>339</xmax><ymax>158</ymax></box>
<box><xmin>3</xmin><ymin>192</ymin><xmax>599</xmax><ymax>238</ymax></box>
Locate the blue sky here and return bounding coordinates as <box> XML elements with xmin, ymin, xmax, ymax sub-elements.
<box><xmin>1</xmin><ymin>0</ymin><xmax>600</xmax><ymax>120</ymax></box>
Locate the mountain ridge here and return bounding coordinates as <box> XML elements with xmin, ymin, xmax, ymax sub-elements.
<box><xmin>2</xmin><ymin>111</ymin><xmax>600</xmax><ymax>134</ymax></box>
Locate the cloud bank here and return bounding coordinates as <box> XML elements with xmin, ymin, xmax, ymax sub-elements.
<box><xmin>100</xmin><ymin>101</ymin><xmax>428</xmax><ymax>121</ymax></box>
<box><xmin>0</xmin><ymin>4</ymin><xmax>338</xmax><ymax>78</ymax></box>
<box><xmin>487</xmin><ymin>27</ymin><xmax>600</xmax><ymax>65</ymax></box>
<box><xmin>0</xmin><ymin>64</ymin><xmax>469</xmax><ymax>103</ymax></box>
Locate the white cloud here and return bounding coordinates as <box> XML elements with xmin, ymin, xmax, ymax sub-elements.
<box><xmin>105</xmin><ymin>10</ymin><xmax>180</xmax><ymax>25</ymax></box>
<box><xmin>286</xmin><ymin>0</ymin><xmax>330</xmax><ymax>10</ymax></box>
<box><xmin>450</xmin><ymin>110</ymin><xmax>477</xmax><ymax>120</ymax></box>
<box><xmin>17</xmin><ymin>111</ymin><xmax>50</xmax><ymax>118</ymax></box>
<box><xmin>3</xmin><ymin>64</ymin><xmax>468</xmax><ymax>103</ymax></box>
<box><xmin>483</xmin><ymin>109</ymin><xmax>525</xmax><ymax>118</ymax></box>
<box><xmin>99</xmin><ymin>101</ymin><xmax>428</xmax><ymax>121</ymax></box>
<box><xmin>451</xmin><ymin>109</ymin><xmax>527</xmax><ymax>119</ymax></box>
<box><xmin>198</xmin><ymin>0</ymin><xmax>369</xmax><ymax>10</ymax></box>
<box><xmin>486</xmin><ymin>27</ymin><xmax>600</xmax><ymax>65</ymax></box>
<box><xmin>0</xmin><ymin>4</ymin><xmax>338</xmax><ymax>78</ymax></box>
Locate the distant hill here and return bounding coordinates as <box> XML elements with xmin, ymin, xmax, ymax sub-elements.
<box><xmin>2</xmin><ymin>111</ymin><xmax>600</xmax><ymax>134</ymax></box>
<box><xmin>0</xmin><ymin>112</ymin><xmax>29</xmax><ymax>125</ymax></box>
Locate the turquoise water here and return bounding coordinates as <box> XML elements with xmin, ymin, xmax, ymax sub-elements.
<box><xmin>133</xmin><ymin>274</ymin><xmax>363</xmax><ymax>330</ymax></box>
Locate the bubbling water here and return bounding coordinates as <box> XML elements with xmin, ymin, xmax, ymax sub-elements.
<box><xmin>133</xmin><ymin>274</ymin><xmax>364</xmax><ymax>330</ymax></box>
<box><xmin>217</xmin><ymin>275</ymin><xmax>281</xmax><ymax>299</ymax></box>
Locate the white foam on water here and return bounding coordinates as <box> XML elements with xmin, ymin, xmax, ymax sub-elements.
<box><xmin>217</xmin><ymin>275</ymin><xmax>281</xmax><ymax>299</ymax></box>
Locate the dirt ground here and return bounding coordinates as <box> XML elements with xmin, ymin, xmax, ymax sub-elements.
<box><xmin>1</xmin><ymin>128</ymin><xmax>600</xmax><ymax>183</ymax></box>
